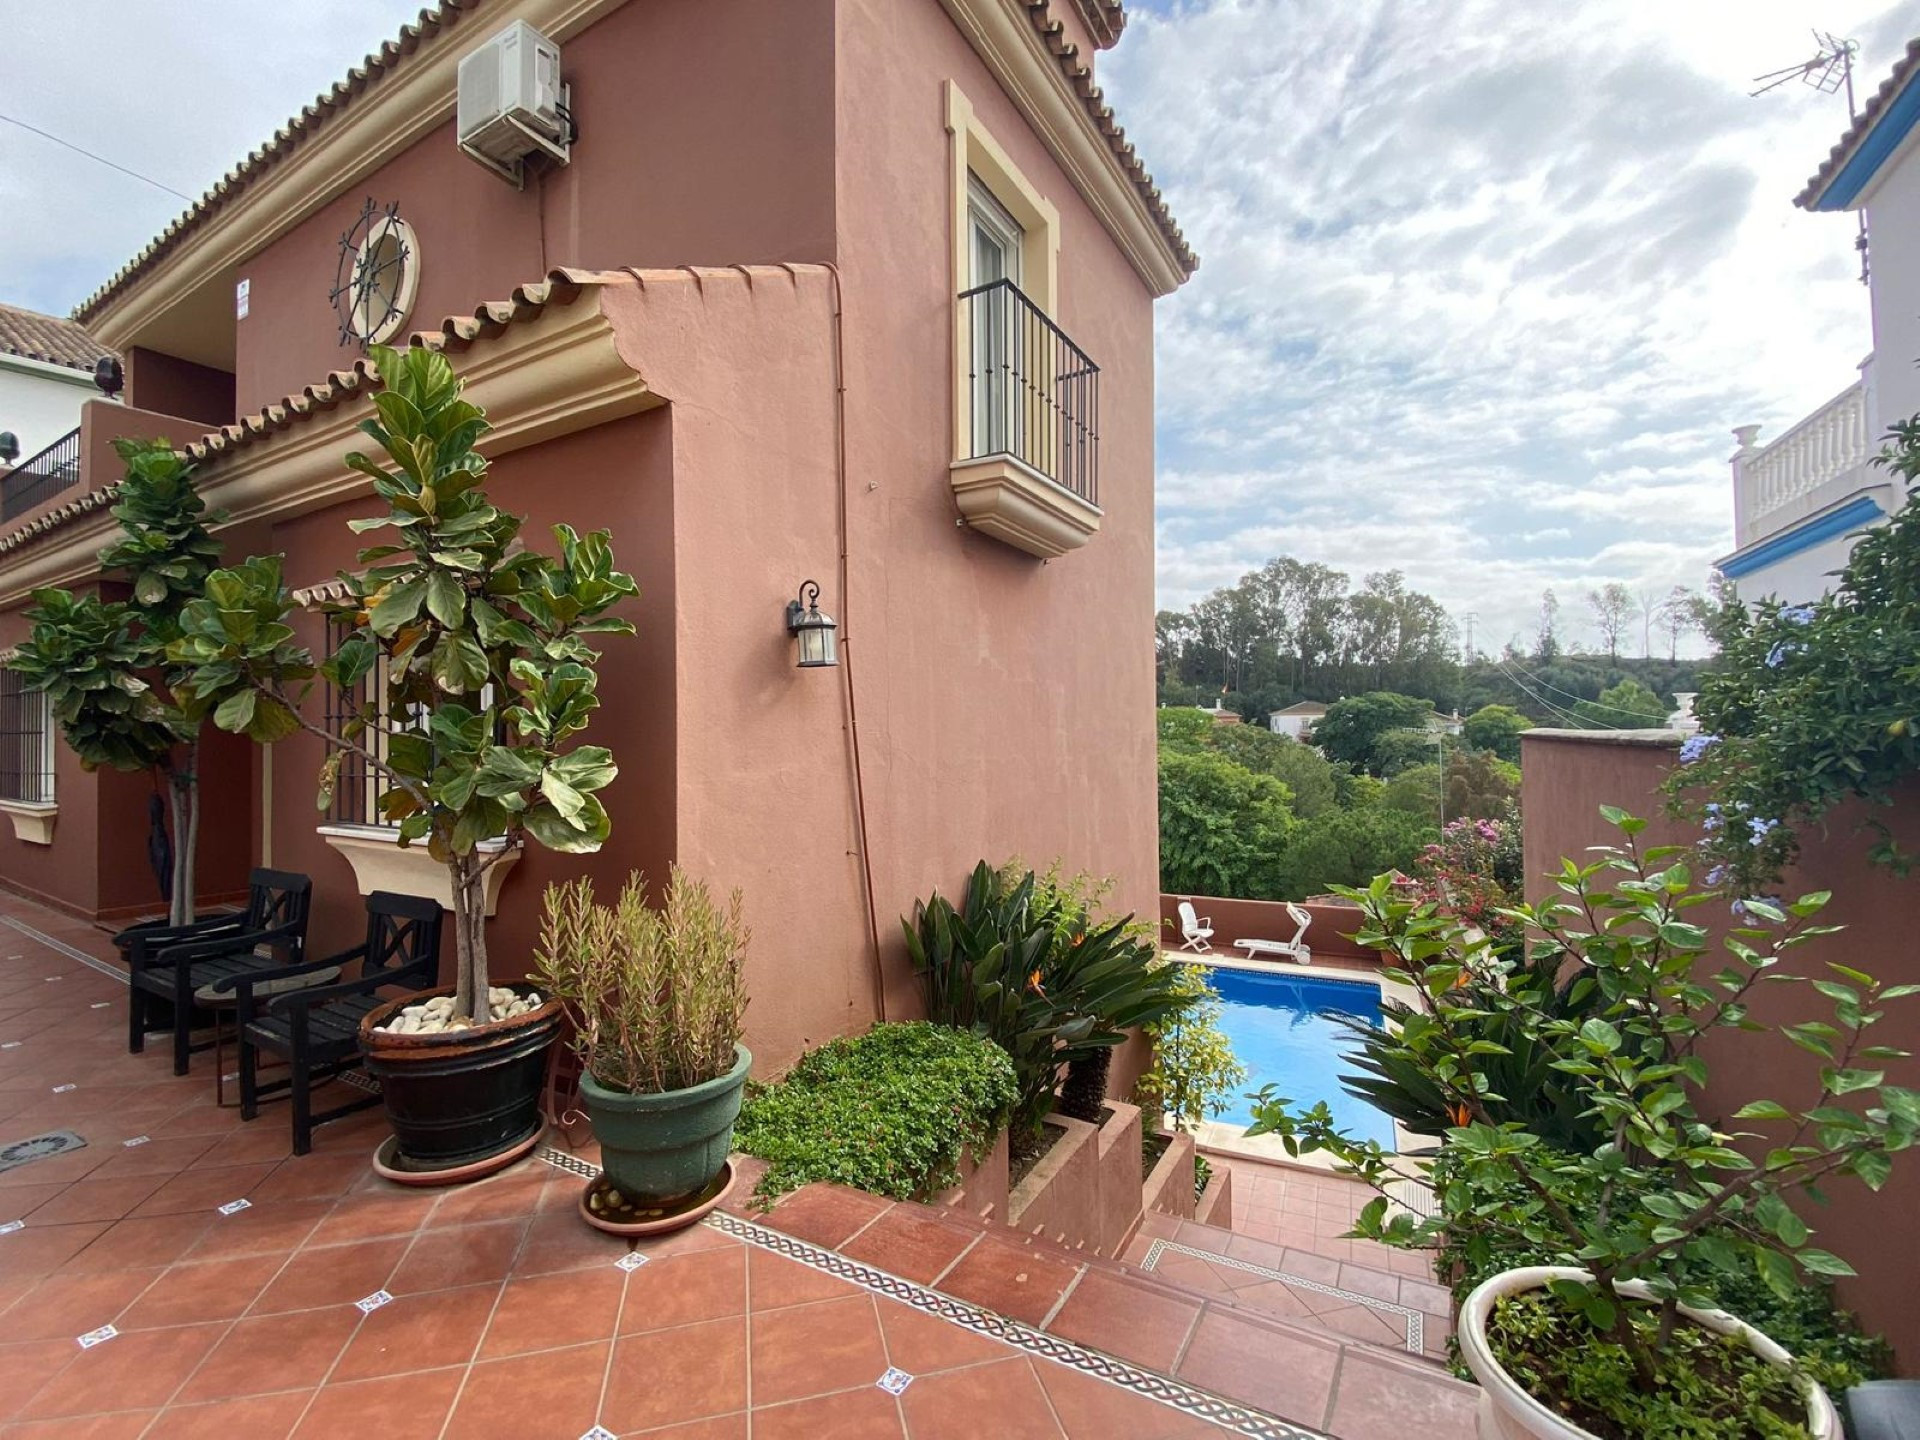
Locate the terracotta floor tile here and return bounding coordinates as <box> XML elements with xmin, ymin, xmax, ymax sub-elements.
<box><xmin>1034</xmin><ymin>1362</ymin><xmax>1225</xmax><ymax>1440</ymax></box>
<box><xmin>249</xmin><ymin>1234</ymin><xmax>408</xmax><ymax>1315</ymax></box>
<box><xmin>601</xmin><ymin>1317</ymin><xmax>746</xmax><ymax>1433</ymax></box>
<box><xmin>483</xmin><ymin>1264</ymin><xmax>625</xmax><ymax>1358</ymax></box>
<box><xmin>510</xmin><ymin>1209</ymin><xmax>630</xmax><ymax>1276</ymax></box>
<box><xmin>754</xmin><ymin>1385</ymin><xmax>904</xmax><ymax>1439</ymax></box>
<box><xmin>897</xmin><ymin>1357</ymin><xmax>1064</xmax><ymax>1440</ymax></box>
<box><xmin>293</xmin><ymin>1366</ymin><xmax>465</xmax><ymax>1440</ymax></box>
<box><xmin>935</xmin><ymin>1237</ymin><xmax>1081</xmax><ymax>1327</ymax></box>
<box><xmin>839</xmin><ymin>1204</ymin><xmax>977</xmax><ymax>1285</ymax></box>
<box><xmin>1278</xmin><ymin>1247</ymin><xmax>1343</xmax><ymax>1285</ymax></box>
<box><xmin>81</xmin><ymin>1134</ymin><xmax>219</xmax><ymax>1183</ymax></box>
<box><xmin>873</xmin><ymin>1297</ymin><xmax>1015</xmax><ymax>1375</ymax></box>
<box><xmin>1045</xmin><ymin>1270</ymin><xmax>1201</xmax><ymax>1372</ymax></box>
<box><xmin>128</xmin><ymin>1162</ymin><xmax>279</xmax><ymax>1219</ymax></box>
<box><xmin>176</xmin><ymin>1306</ymin><xmax>361</xmax><ymax>1403</ymax></box>
<box><xmin>1140</xmin><ymin>1251</ymin><xmax>1231</xmax><ymax>1296</ymax></box>
<box><xmin>1324</xmin><ymin>1350</ymin><xmax>1478</xmax><ymax>1440</ymax></box>
<box><xmin>331</xmin><ymin>1281</ymin><xmax>501</xmax><ymax>1382</ymax></box>
<box><xmin>305</xmin><ymin>1190</ymin><xmax>436</xmax><ymax>1247</ymax></box>
<box><xmin>0</xmin><ymin>1267</ymin><xmax>162</xmax><ymax>1343</ymax></box>
<box><xmin>751</xmin><ymin>1293</ymin><xmax>888</xmax><ymax>1406</ymax></box>
<box><xmin>19</xmin><ymin>1321</ymin><xmax>226</xmax><ymax>1419</ymax></box>
<box><xmin>617</xmin><ymin>1244</ymin><xmax>747</xmax><ymax>1333</ymax></box>
<box><xmin>1174</xmin><ymin>1307</ymin><xmax>1340</xmax><ymax>1428</ymax></box>
<box><xmin>0</xmin><ymin>1340</ymin><xmax>76</xmax><ymax>1422</ymax></box>
<box><xmin>429</xmin><ymin>1167</ymin><xmax>550</xmax><ymax>1230</ymax></box>
<box><xmin>116</xmin><ymin>1253</ymin><xmax>285</xmax><ymax>1330</ymax></box>
<box><xmin>442</xmin><ymin>1340</ymin><xmax>610</xmax><ymax>1440</ymax></box>
<box><xmin>0</xmin><ymin>1183</ymin><xmax>67</xmax><ymax>1223</ymax></box>
<box><xmin>0</xmin><ymin>1149</ymin><xmax>105</xmax><ymax>1191</ymax></box>
<box><xmin>1312</xmin><ymin>1301</ymin><xmax>1404</xmax><ymax>1347</ymax></box>
<box><xmin>621</xmin><ymin>1414</ymin><xmax>747</xmax><ymax>1440</ymax></box>
<box><xmin>760</xmin><ymin>1184</ymin><xmax>892</xmax><ymax>1249</ymax></box>
<box><xmin>0</xmin><ymin>1410</ymin><xmax>159</xmax><ymax>1438</ymax></box>
<box><xmin>1337</xmin><ymin>1263</ymin><xmax>1404</xmax><ymax>1304</ymax></box>
<box><xmin>179</xmin><ymin>1198</ymin><xmax>329</xmax><ymax>1261</ymax></box>
<box><xmin>248</xmin><ymin>1152</ymin><xmax>373</xmax><ymax>1205</ymax></box>
<box><xmin>139</xmin><ymin>1388</ymin><xmax>314</xmax><ymax>1440</ymax></box>
<box><xmin>1225</xmin><ymin>1279</ymin><xmax>1313</xmax><ymax>1320</ymax></box>
<box><xmin>196</xmin><ymin>1124</ymin><xmax>306</xmax><ymax>1169</ymax></box>
<box><xmin>745</xmin><ymin>1245</ymin><xmax>860</xmax><ymax>1311</ymax></box>
<box><xmin>387</xmin><ymin>1218</ymin><xmax>527</xmax><ymax>1295</ymax></box>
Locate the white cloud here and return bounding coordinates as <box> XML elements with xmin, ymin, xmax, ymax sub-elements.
<box><xmin>1108</xmin><ymin>0</ymin><xmax>1903</xmax><ymax>653</ymax></box>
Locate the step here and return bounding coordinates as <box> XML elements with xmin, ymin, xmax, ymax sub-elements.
<box><xmin>730</xmin><ymin>1180</ymin><xmax>1476</xmax><ymax>1439</ymax></box>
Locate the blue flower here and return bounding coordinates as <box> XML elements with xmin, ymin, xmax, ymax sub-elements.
<box><xmin>1702</xmin><ymin>802</ymin><xmax>1723</xmax><ymax>834</ymax></box>
<box><xmin>1732</xmin><ymin>895</ymin><xmax>1783</xmax><ymax>921</ymax></box>
<box><xmin>1766</xmin><ymin>643</ymin><xmax>1791</xmax><ymax>668</ymax></box>
<box><xmin>1678</xmin><ymin>734</ymin><xmax>1720</xmax><ymax>764</ymax></box>
<box><xmin>1705</xmin><ymin>865</ymin><xmax>1727</xmax><ymax>887</ymax></box>
<box><xmin>1748</xmin><ymin>817</ymin><xmax>1779</xmax><ymax>846</ymax></box>
<box><xmin>1782</xmin><ymin>605</ymin><xmax>1815</xmax><ymax>625</ymax></box>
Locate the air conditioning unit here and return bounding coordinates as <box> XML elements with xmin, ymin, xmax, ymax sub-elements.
<box><xmin>457</xmin><ymin>20</ymin><xmax>572</xmax><ymax>187</ymax></box>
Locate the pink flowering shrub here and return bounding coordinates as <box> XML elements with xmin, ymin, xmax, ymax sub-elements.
<box><xmin>1408</xmin><ymin>811</ymin><xmax>1524</xmax><ymax>946</ymax></box>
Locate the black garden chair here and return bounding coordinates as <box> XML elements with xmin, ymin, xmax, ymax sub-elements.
<box><xmin>125</xmin><ymin>868</ymin><xmax>313</xmax><ymax>1076</ymax></box>
<box><xmin>239</xmin><ymin>891</ymin><xmax>443</xmax><ymax>1155</ymax></box>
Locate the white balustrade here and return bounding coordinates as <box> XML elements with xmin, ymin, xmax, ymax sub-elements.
<box><xmin>1735</xmin><ymin>381</ymin><xmax>1872</xmax><ymax>539</ymax></box>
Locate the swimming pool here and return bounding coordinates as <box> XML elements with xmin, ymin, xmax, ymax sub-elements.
<box><xmin>1205</xmin><ymin>966</ymin><xmax>1395</xmax><ymax>1149</ymax></box>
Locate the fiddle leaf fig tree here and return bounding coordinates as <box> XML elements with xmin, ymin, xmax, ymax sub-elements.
<box><xmin>12</xmin><ymin>439</ymin><xmax>226</xmax><ymax>924</ymax></box>
<box><xmin>168</xmin><ymin>345</ymin><xmax>637</xmax><ymax>1022</ymax></box>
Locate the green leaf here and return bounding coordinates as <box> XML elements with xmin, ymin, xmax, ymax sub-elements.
<box><xmin>425</xmin><ymin>570</ymin><xmax>466</xmax><ymax>628</ymax></box>
<box><xmin>1797</xmin><ymin>1248</ymin><xmax>1856</xmax><ymax>1278</ymax></box>
<box><xmin>212</xmin><ymin>689</ymin><xmax>256</xmax><ymax>733</ymax></box>
<box><xmin>368</xmin><ymin>578</ymin><xmax>426</xmax><ymax>637</ymax></box>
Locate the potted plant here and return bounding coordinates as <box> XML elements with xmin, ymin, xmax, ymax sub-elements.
<box><xmin>532</xmin><ymin>868</ymin><xmax>750</xmax><ymax>1231</ymax></box>
<box><xmin>1246</xmin><ymin>811</ymin><xmax>1917</xmax><ymax>1440</ymax></box>
<box><xmin>169</xmin><ymin>345</ymin><xmax>637</xmax><ymax>1176</ymax></box>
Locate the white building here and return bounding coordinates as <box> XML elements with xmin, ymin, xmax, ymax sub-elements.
<box><xmin>0</xmin><ymin>303</ymin><xmax>113</xmax><ymax>466</ymax></box>
<box><xmin>1267</xmin><ymin>700</ymin><xmax>1325</xmax><ymax>739</ymax></box>
<box><xmin>1721</xmin><ymin>39</ymin><xmax>1920</xmax><ymax>603</ymax></box>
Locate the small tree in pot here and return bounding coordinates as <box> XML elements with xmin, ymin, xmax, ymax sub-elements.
<box><xmin>167</xmin><ymin>345</ymin><xmax>636</xmax><ymax>1170</ymax></box>
<box><xmin>534</xmin><ymin>867</ymin><xmax>751</xmax><ymax>1232</ymax></box>
<box><xmin>1246</xmin><ymin>811</ymin><xmax>1917</xmax><ymax>1439</ymax></box>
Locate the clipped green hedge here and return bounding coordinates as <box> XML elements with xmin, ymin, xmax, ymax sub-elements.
<box><xmin>734</xmin><ymin>1022</ymin><xmax>1016</xmax><ymax>1205</ymax></box>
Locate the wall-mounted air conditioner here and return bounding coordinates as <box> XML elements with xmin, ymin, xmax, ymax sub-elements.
<box><xmin>457</xmin><ymin>20</ymin><xmax>573</xmax><ymax>187</ymax></box>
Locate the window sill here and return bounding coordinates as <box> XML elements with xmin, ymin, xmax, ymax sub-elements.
<box><xmin>0</xmin><ymin>801</ymin><xmax>56</xmax><ymax>846</ymax></box>
<box><xmin>950</xmin><ymin>454</ymin><xmax>1102</xmax><ymax>559</ymax></box>
<box><xmin>316</xmin><ymin>825</ymin><xmax>520</xmax><ymax>916</ymax></box>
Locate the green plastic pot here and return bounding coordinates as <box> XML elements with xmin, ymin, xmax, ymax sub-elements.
<box><xmin>578</xmin><ymin>1045</ymin><xmax>752</xmax><ymax>1206</ymax></box>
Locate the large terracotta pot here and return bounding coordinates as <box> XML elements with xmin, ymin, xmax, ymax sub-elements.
<box><xmin>359</xmin><ymin>985</ymin><xmax>562</xmax><ymax>1173</ymax></box>
<box><xmin>578</xmin><ymin>1045</ymin><xmax>751</xmax><ymax>1207</ymax></box>
<box><xmin>1458</xmin><ymin>1265</ymin><xmax>1840</xmax><ymax>1440</ymax></box>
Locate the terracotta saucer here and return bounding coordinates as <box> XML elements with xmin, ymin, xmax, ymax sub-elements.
<box><xmin>578</xmin><ymin>1159</ymin><xmax>736</xmax><ymax>1236</ymax></box>
<box><xmin>371</xmin><ymin>1122</ymin><xmax>546</xmax><ymax>1188</ymax></box>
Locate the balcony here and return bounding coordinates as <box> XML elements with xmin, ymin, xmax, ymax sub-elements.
<box><xmin>0</xmin><ymin>426</ymin><xmax>82</xmax><ymax>523</ymax></box>
<box><xmin>951</xmin><ymin>279</ymin><xmax>1102</xmax><ymax>559</ymax></box>
<box><xmin>1731</xmin><ymin>376</ymin><xmax>1879</xmax><ymax>548</ymax></box>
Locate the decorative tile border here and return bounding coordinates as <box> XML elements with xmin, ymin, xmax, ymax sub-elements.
<box><xmin>1140</xmin><ymin>1238</ymin><xmax>1423</xmax><ymax>1355</ymax></box>
<box><xmin>699</xmin><ymin>1207</ymin><xmax>1331</xmax><ymax>1440</ymax></box>
<box><xmin>0</xmin><ymin>917</ymin><xmax>129</xmax><ymax>984</ymax></box>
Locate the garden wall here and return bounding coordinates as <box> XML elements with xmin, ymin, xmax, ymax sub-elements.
<box><xmin>1156</xmin><ymin>894</ymin><xmax>1379</xmax><ymax>967</ymax></box>
<box><xmin>1521</xmin><ymin>728</ymin><xmax>1920</xmax><ymax>1371</ymax></box>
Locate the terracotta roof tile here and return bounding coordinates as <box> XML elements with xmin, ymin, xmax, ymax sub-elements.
<box><xmin>0</xmin><ymin>484</ymin><xmax>122</xmax><ymax>558</ymax></box>
<box><xmin>0</xmin><ymin>302</ymin><xmax>116</xmax><ymax>372</ymax></box>
<box><xmin>73</xmin><ymin>2</ymin><xmax>479</xmax><ymax>324</ymax></box>
<box><xmin>1796</xmin><ymin>36</ymin><xmax>1920</xmax><ymax>209</ymax></box>
<box><xmin>1069</xmin><ymin>0</ymin><xmax>1125</xmax><ymax>49</ymax></box>
<box><xmin>1024</xmin><ymin>1</ymin><xmax>1195</xmax><ymax>277</ymax></box>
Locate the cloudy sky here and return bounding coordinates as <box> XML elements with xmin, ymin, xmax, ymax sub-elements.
<box><xmin>1</xmin><ymin>1</ymin><xmax>1911</xmax><ymax>653</ymax></box>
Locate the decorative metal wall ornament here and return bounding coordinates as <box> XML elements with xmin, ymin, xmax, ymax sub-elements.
<box><xmin>330</xmin><ymin>198</ymin><xmax>422</xmax><ymax>348</ymax></box>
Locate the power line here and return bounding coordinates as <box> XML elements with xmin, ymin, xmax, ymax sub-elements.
<box><xmin>1497</xmin><ymin>662</ymin><xmax>1623</xmax><ymax>731</ymax></box>
<box><xmin>0</xmin><ymin>112</ymin><xmax>194</xmax><ymax>203</ymax></box>
<box><xmin>1499</xmin><ymin>659</ymin><xmax>1670</xmax><ymax>721</ymax></box>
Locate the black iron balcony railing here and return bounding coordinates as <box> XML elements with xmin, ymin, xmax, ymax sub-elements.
<box><xmin>958</xmin><ymin>279</ymin><xmax>1100</xmax><ymax>506</ymax></box>
<box><xmin>1</xmin><ymin>426</ymin><xmax>83</xmax><ymax>523</ymax></box>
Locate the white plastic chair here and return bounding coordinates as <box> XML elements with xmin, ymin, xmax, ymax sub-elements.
<box><xmin>1176</xmin><ymin>900</ymin><xmax>1213</xmax><ymax>953</ymax></box>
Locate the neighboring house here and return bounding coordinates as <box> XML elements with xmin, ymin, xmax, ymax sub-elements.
<box><xmin>0</xmin><ymin>0</ymin><xmax>1193</xmax><ymax>1074</ymax></box>
<box><xmin>1199</xmin><ymin>702</ymin><xmax>1241</xmax><ymax>725</ymax></box>
<box><xmin>1722</xmin><ymin>37</ymin><xmax>1920</xmax><ymax>602</ymax></box>
<box><xmin>0</xmin><ymin>303</ymin><xmax>115</xmax><ymax>478</ymax></box>
<box><xmin>1423</xmin><ymin>709</ymin><xmax>1464</xmax><ymax>737</ymax></box>
<box><xmin>1267</xmin><ymin>700</ymin><xmax>1324</xmax><ymax>739</ymax></box>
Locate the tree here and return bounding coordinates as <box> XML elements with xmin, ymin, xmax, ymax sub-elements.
<box><xmin>1462</xmin><ymin>703</ymin><xmax>1531</xmax><ymax>763</ymax></box>
<box><xmin>1269</xmin><ymin>807</ymin><xmax>1434</xmax><ymax>900</ymax></box>
<box><xmin>1379</xmin><ymin>749</ymin><xmax>1519</xmax><ymax>823</ymax></box>
<box><xmin>1655</xmin><ymin>584</ymin><xmax>1701</xmax><ymax>660</ymax></box>
<box><xmin>1157</xmin><ymin>748</ymin><xmax>1295</xmax><ymax>899</ymax></box>
<box><xmin>1535</xmin><ymin>589</ymin><xmax>1561</xmax><ymax>661</ymax></box>
<box><xmin>1586</xmin><ymin>582</ymin><xmax>1633</xmax><ymax>660</ymax></box>
<box><xmin>14</xmin><ymin>440</ymin><xmax>225</xmax><ymax>924</ymax></box>
<box><xmin>1311</xmin><ymin>692</ymin><xmax>1433</xmax><ymax>775</ymax></box>
<box><xmin>1571</xmin><ymin>678</ymin><xmax>1665</xmax><ymax>729</ymax></box>
<box><xmin>1371</xmin><ymin>727</ymin><xmax>1441</xmax><ymax>778</ymax></box>
<box><xmin>1202</xmin><ymin>724</ymin><xmax>1341</xmax><ymax>818</ymax></box>
<box><xmin>169</xmin><ymin>346</ymin><xmax>637</xmax><ymax>1024</ymax></box>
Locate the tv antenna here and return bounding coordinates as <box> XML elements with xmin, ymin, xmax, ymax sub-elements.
<box><xmin>1751</xmin><ymin>30</ymin><xmax>1868</xmax><ymax>284</ymax></box>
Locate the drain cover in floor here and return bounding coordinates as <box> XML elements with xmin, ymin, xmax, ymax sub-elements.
<box><xmin>0</xmin><ymin>1130</ymin><xmax>88</xmax><ymax>1175</ymax></box>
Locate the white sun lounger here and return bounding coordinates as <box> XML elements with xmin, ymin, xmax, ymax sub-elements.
<box><xmin>1232</xmin><ymin>903</ymin><xmax>1312</xmax><ymax>965</ymax></box>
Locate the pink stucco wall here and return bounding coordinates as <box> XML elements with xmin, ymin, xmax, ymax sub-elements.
<box><xmin>1522</xmin><ymin>729</ymin><xmax>1920</xmax><ymax>1371</ymax></box>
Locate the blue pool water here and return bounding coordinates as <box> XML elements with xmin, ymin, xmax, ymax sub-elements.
<box><xmin>1205</xmin><ymin>967</ymin><xmax>1395</xmax><ymax>1148</ymax></box>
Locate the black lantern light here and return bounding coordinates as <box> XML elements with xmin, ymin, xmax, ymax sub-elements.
<box><xmin>784</xmin><ymin>580</ymin><xmax>838</xmax><ymax>668</ymax></box>
<box><xmin>93</xmin><ymin>356</ymin><xmax>124</xmax><ymax>397</ymax></box>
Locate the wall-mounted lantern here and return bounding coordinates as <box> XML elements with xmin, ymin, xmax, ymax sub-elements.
<box><xmin>784</xmin><ymin>580</ymin><xmax>838</xmax><ymax>668</ymax></box>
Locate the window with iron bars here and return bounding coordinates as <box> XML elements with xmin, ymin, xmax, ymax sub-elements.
<box><xmin>0</xmin><ymin>670</ymin><xmax>55</xmax><ymax>806</ymax></box>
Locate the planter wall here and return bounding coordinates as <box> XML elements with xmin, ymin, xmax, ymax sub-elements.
<box><xmin>1142</xmin><ymin>1127</ymin><xmax>1197</xmax><ymax>1221</ymax></box>
<box><xmin>1008</xmin><ymin>1101</ymin><xmax>1144</xmax><ymax>1256</ymax></box>
<box><xmin>1194</xmin><ymin>1158</ymin><xmax>1233</xmax><ymax>1228</ymax></box>
<box><xmin>930</xmin><ymin>1125</ymin><xmax>1010</xmax><ymax>1220</ymax></box>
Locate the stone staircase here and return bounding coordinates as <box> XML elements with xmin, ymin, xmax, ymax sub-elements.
<box><xmin>730</xmin><ymin>1178</ymin><xmax>1477</xmax><ymax>1440</ymax></box>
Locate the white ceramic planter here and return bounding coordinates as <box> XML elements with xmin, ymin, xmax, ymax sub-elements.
<box><xmin>1458</xmin><ymin>1265</ymin><xmax>1839</xmax><ymax>1440</ymax></box>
